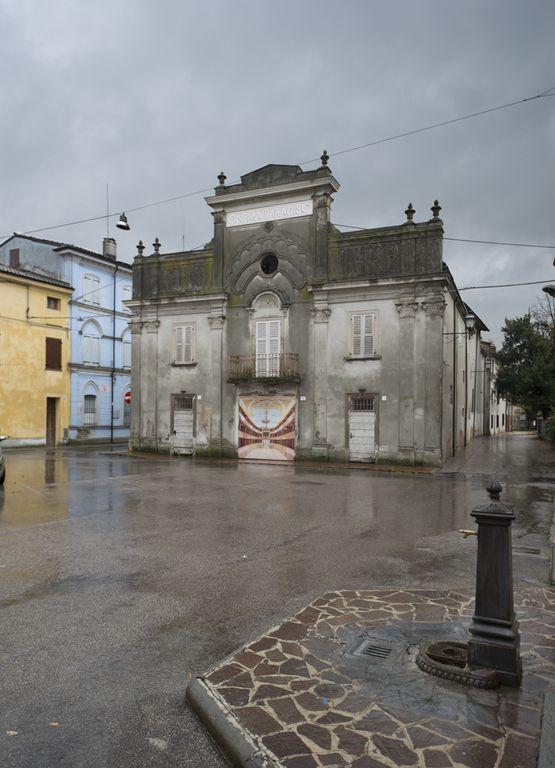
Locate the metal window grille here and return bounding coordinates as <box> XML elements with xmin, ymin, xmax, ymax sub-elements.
<box><xmin>174</xmin><ymin>394</ymin><xmax>194</xmax><ymax>410</ymax></box>
<box><xmin>350</xmin><ymin>395</ymin><xmax>375</xmax><ymax>412</ymax></box>
<box><xmin>83</xmin><ymin>394</ymin><xmax>97</xmax><ymax>426</ymax></box>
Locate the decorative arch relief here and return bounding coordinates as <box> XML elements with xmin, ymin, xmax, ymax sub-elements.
<box><xmin>225</xmin><ymin>231</ymin><xmax>309</xmax><ymax>295</ymax></box>
<box><xmin>82</xmin><ymin>380</ymin><xmax>99</xmax><ymax>396</ymax></box>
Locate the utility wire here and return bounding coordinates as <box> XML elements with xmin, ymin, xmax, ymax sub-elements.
<box><xmin>335</xmin><ymin>224</ymin><xmax>555</xmax><ymax>250</ymax></box>
<box><xmin>444</xmin><ymin>237</ymin><xmax>555</xmax><ymax>249</ymax></box>
<box><xmin>2</xmin><ymin>85</ymin><xmax>552</xmax><ymax>240</ymax></box>
<box><xmin>457</xmin><ymin>279</ymin><xmax>553</xmax><ymax>291</ymax></box>
<box><xmin>297</xmin><ymin>89</ymin><xmax>554</xmax><ymax>165</ymax></box>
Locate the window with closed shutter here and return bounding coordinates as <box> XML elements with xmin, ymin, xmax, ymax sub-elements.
<box><xmin>82</xmin><ymin>322</ymin><xmax>101</xmax><ymax>365</ymax></box>
<box><xmin>83</xmin><ymin>275</ymin><xmax>100</xmax><ymax>305</ymax></box>
<box><xmin>122</xmin><ymin>286</ymin><xmax>132</xmax><ymax>310</ymax></box>
<box><xmin>174</xmin><ymin>324</ymin><xmax>195</xmax><ymax>363</ymax></box>
<box><xmin>45</xmin><ymin>337</ymin><xmax>62</xmax><ymax>370</ymax></box>
<box><xmin>123</xmin><ymin>335</ymin><xmax>131</xmax><ymax>368</ymax></box>
<box><xmin>351</xmin><ymin>313</ymin><xmax>376</xmax><ymax>358</ymax></box>
<box><xmin>255</xmin><ymin>319</ymin><xmax>281</xmax><ymax>376</ymax></box>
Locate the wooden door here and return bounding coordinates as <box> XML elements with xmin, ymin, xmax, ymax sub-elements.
<box><xmin>46</xmin><ymin>398</ymin><xmax>57</xmax><ymax>446</ymax></box>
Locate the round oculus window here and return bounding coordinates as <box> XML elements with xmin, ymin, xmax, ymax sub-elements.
<box><xmin>260</xmin><ymin>253</ymin><xmax>278</xmax><ymax>276</ymax></box>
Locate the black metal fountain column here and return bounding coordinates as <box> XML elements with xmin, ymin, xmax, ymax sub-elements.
<box><xmin>467</xmin><ymin>480</ymin><xmax>522</xmax><ymax>686</ymax></box>
<box><xmin>417</xmin><ymin>480</ymin><xmax>522</xmax><ymax>688</ymax></box>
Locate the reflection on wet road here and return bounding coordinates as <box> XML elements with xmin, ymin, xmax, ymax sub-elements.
<box><xmin>0</xmin><ymin>435</ymin><xmax>553</xmax><ymax>768</ymax></box>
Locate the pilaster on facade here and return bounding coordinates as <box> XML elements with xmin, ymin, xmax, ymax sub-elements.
<box><xmin>207</xmin><ymin>314</ymin><xmax>226</xmax><ymax>330</ymax></box>
<box><xmin>143</xmin><ymin>319</ymin><xmax>160</xmax><ymax>334</ymax></box>
<box><xmin>395</xmin><ymin>302</ymin><xmax>419</xmax><ymax>319</ymax></box>
<box><xmin>128</xmin><ymin>319</ymin><xmax>144</xmax><ymax>335</ymax></box>
<box><xmin>422</xmin><ymin>298</ymin><xmax>446</xmax><ymax>318</ymax></box>
<box><xmin>312</xmin><ymin>305</ymin><xmax>331</xmax><ymax>323</ymax></box>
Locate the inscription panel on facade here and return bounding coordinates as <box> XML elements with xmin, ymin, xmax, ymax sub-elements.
<box><xmin>226</xmin><ymin>199</ymin><xmax>313</xmax><ymax>228</ymax></box>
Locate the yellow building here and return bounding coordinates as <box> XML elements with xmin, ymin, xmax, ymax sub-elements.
<box><xmin>0</xmin><ymin>264</ymin><xmax>72</xmax><ymax>446</ymax></box>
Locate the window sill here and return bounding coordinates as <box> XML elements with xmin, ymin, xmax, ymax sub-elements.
<box><xmin>344</xmin><ymin>355</ymin><xmax>381</xmax><ymax>361</ymax></box>
<box><xmin>171</xmin><ymin>361</ymin><xmax>197</xmax><ymax>367</ymax></box>
<box><xmin>45</xmin><ymin>367</ymin><xmax>62</xmax><ymax>371</ymax></box>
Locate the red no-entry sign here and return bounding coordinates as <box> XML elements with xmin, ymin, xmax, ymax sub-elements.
<box><xmin>124</xmin><ymin>390</ymin><xmax>132</xmax><ymax>405</ymax></box>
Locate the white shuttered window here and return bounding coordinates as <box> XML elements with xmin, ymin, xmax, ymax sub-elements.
<box><xmin>82</xmin><ymin>323</ymin><xmax>101</xmax><ymax>364</ymax></box>
<box><xmin>351</xmin><ymin>313</ymin><xmax>376</xmax><ymax>358</ymax></box>
<box><xmin>255</xmin><ymin>319</ymin><xmax>281</xmax><ymax>376</ymax></box>
<box><xmin>83</xmin><ymin>275</ymin><xmax>101</xmax><ymax>305</ymax></box>
<box><xmin>174</xmin><ymin>324</ymin><xmax>195</xmax><ymax>364</ymax></box>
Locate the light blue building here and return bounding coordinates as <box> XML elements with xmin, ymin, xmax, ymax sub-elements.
<box><xmin>0</xmin><ymin>234</ymin><xmax>133</xmax><ymax>443</ymax></box>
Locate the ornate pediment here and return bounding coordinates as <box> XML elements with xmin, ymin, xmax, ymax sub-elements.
<box><xmin>240</xmin><ymin>164</ymin><xmax>304</xmax><ymax>190</ymax></box>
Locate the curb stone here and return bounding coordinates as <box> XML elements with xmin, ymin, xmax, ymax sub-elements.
<box><xmin>186</xmin><ymin>678</ymin><xmax>282</xmax><ymax>768</ymax></box>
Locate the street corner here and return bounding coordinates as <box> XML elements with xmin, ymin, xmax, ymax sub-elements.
<box><xmin>186</xmin><ymin>588</ymin><xmax>555</xmax><ymax>768</ymax></box>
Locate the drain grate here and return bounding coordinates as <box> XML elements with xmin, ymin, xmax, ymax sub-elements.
<box><xmin>361</xmin><ymin>643</ymin><xmax>392</xmax><ymax>659</ymax></box>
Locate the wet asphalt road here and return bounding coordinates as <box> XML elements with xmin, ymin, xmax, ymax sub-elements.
<box><xmin>0</xmin><ymin>434</ymin><xmax>553</xmax><ymax>768</ymax></box>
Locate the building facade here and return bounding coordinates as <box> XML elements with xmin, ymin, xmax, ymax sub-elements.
<box><xmin>480</xmin><ymin>341</ymin><xmax>508</xmax><ymax>435</ymax></box>
<box><xmin>129</xmin><ymin>160</ymin><xmax>490</xmax><ymax>466</ymax></box>
<box><xmin>0</xmin><ymin>234</ymin><xmax>132</xmax><ymax>443</ymax></box>
<box><xmin>0</xmin><ymin>263</ymin><xmax>72</xmax><ymax>446</ymax></box>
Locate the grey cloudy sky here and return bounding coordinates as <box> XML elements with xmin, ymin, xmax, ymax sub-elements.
<box><xmin>1</xmin><ymin>0</ymin><xmax>554</xmax><ymax>344</ymax></box>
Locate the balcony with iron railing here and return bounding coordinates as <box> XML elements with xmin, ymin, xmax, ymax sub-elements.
<box><xmin>228</xmin><ymin>353</ymin><xmax>300</xmax><ymax>383</ymax></box>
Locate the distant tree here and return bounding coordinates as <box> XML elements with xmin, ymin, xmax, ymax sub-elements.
<box><xmin>530</xmin><ymin>293</ymin><xmax>555</xmax><ymax>349</ymax></box>
<box><xmin>495</xmin><ymin>312</ymin><xmax>555</xmax><ymax>419</ymax></box>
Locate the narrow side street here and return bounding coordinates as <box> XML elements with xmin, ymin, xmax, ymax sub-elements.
<box><xmin>0</xmin><ymin>433</ymin><xmax>553</xmax><ymax>767</ymax></box>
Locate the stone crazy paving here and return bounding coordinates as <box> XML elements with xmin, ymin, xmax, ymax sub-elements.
<box><xmin>199</xmin><ymin>589</ymin><xmax>555</xmax><ymax>767</ymax></box>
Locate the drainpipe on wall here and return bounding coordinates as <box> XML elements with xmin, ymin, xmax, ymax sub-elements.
<box><xmin>110</xmin><ymin>263</ymin><xmax>118</xmax><ymax>444</ymax></box>
<box><xmin>464</xmin><ymin>321</ymin><xmax>468</xmax><ymax>448</ymax></box>
<box><xmin>452</xmin><ymin>301</ymin><xmax>456</xmax><ymax>457</ymax></box>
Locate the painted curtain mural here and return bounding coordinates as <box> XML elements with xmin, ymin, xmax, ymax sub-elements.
<box><xmin>238</xmin><ymin>396</ymin><xmax>296</xmax><ymax>460</ymax></box>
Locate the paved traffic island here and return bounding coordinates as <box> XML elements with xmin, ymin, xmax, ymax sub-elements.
<box><xmin>187</xmin><ymin>588</ymin><xmax>555</xmax><ymax>768</ymax></box>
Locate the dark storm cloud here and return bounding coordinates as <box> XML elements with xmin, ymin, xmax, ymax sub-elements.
<box><xmin>1</xmin><ymin>0</ymin><xmax>553</xmax><ymax>343</ymax></box>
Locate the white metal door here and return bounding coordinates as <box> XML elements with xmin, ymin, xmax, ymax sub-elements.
<box><xmin>173</xmin><ymin>395</ymin><xmax>194</xmax><ymax>455</ymax></box>
<box><xmin>348</xmin><ymin>396</ymin><xmax>376</xmax><ymax>462</ymax></box>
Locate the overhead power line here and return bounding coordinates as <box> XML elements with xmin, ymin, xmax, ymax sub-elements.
<box><xmin>457</xmin><ymin>279</ymin><xmax>553</xmax><ymax>291</ymax></box>
<box><xmin>1</xmin><ymin>84</ymin><xmax>552</xmax><ymax>241</ymax></box>
<box><xmin>444</xmin><ymin>237</ymin><xmax>555</xmax><ymax>249</ymax></box>
<box><xmin>335</xmin><ymin>224</ymin><xmax>555</xmax><ymax>250</ymax></box>
<box><xmin>298</xmin><ymin>87</ymin><xmax>555</xmax><ymax>165</ymax></box>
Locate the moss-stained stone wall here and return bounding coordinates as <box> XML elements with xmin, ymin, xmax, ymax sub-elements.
<box><xmin>328</xmin><ymin>222</ymin><xmax>443</xmax><ymax>283</ymax></box>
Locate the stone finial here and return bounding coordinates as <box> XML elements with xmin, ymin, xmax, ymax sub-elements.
<box><xmin>487</xmin><ymin>480</ymin><xmax>502</xmax><ymax>500</ymax></box>
<box><xmin>153</xmin><ymin>237</ymin><xmax>161</xmax><ymax>254</ymax></box>
<box><xmin>320</xmin><ymin>149</ymin><xmax>329</xmax><ymax>167</ymax></box>
<box><xmin>430</xmin><ymin>200</ymin><xmax>442</xmax><ymax>220</ymax></box>
<box><xmin>405</xmin><ymin>203</ymin><xmax>415</xmax><ymax>223</ymax></box>
<box><xmin>136</xmin><ymin>240</ymin><xmax>145</xmax><ymax>256</ymax></box>
<box><xmin>217</xmin><ymin>171</ymin><xmax>227</xmax><ymax>187</ymax></box>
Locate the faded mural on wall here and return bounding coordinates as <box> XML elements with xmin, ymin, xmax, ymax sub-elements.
<box><xmin>238</xmin><ymin>396</ymin><xmax>296</xmax><ymax>460</ymax></box>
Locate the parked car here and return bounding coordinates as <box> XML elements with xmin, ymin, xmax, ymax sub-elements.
<box><xmin>0</xmin><ymin>436</ymin><xmax>6</xmax><ymax>485</ymax></box>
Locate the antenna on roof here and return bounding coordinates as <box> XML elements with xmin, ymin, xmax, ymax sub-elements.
<box><xmin>106</xmin><ymin>183</ymin><xmax>110</xmax><ymax>238</ymax></box>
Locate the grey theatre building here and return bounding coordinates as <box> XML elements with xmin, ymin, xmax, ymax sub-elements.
<box><xmin>128</xmin><ymin>157</ymin><xmax>486</xmax><ymax>466</ymax></box>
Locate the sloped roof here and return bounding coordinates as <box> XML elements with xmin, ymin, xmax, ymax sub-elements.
<box><xmin>0</xmin><ymin>262</ymin><xmax>72</xmax><ymax>289</ymax></box>
<box><xmin>0</xmin><ymin>233</ymin><xmax>131</xmax><ymax>271</ymax></box>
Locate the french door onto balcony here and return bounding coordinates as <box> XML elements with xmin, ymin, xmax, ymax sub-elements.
<box><xmin>255</xmin><ymin>319</ymin><xmax>281</xmax><ymax>377</ymax></box>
